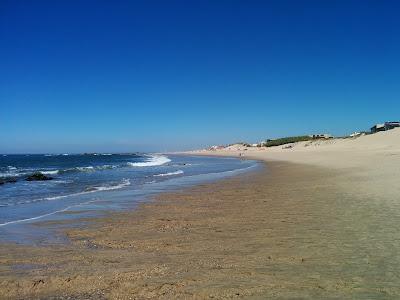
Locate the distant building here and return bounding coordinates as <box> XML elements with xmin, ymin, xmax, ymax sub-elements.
<box><xmin>310</xmin><ymin>134</ymin><xmax>333</xmax><ymax>139</ymax></box>
<box><xmin>350</xmin><ymin>132</ymin><xmax>361</xmax><ymax>137</ymax></box>
<box><xmin>349</xmin><ymin>132</ymin><xmax>367</xmax><ymax>138</ymax></box>
<box><xmin>370</xmin><ymin>124</ymin><xmax>385</xmax><ymax>133</ymax></box>
<box><xmin>371</xmin><ymin>122</ymin><xmax>400</xmax><ymax>133</ymax></box>
<box><xmin>209</xmin><ymin>145</ymin><xmax>225</xmax><ymax>151</ymax></box>
<box><xmin>384</xmin><ymin>121</ymin><xmax>400</xmax><ymax>131</ymax></box>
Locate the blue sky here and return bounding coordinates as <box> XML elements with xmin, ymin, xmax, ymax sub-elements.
<box><xmin>1</xmin><ymin>0</ymin><xmax>399</xmax><ymax>153</ymax></box>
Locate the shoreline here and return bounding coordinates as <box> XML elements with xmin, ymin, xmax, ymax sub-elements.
<box><xmin>1</xmin><ymin>161</ymin><xmax>270</xmax><ymax>298</ymax></box>
<box><xmin>1</xmin><ymin>159</ymin><xmax>400</xmax><ymax>298</ymax></box>
<box><xmin>2</xmin><ymin>129</ymin><xmax>400</xmax><ymax>298</ymax></box>
<box><xmin>0</xmin><ymin>155</ymin><xmax>258</xmax><ymax>246</ymax></box>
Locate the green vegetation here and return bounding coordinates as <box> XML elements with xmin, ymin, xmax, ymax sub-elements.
<box><xmin>264</xmin><ymin>136</ymin><xmax>313</xmax><ymax>147</ymax></box>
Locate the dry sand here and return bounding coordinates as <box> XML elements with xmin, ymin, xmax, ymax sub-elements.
<box><xmin>193</xmin><ymin>128</ymin><xmax>400</xmax><ymax>203</ymax></box>
<box><xmin>1</xmin><ymin>129</ymin><xmax>400</xmax><ymax>299</ymax></box>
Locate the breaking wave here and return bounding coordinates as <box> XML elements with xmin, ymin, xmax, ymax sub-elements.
<box><xmin>154</xmin><ymin>170</ymin><xmax>184</xmax><ymax>177</ymax></box>
<box><xmin>40</xmin><ymin>170</ymin><xmax>60</xmax><ymax>175</ymax></box>
<box><xmin>0</xmin><ymin>179</ymin><xmax>131</xmax><ymax>208</ymax></box>
<box><xmin>127</xmin><ymin>155</ymin><xmax>171</xmax><ymax>167</ymax></box>
<box><xmin>61</xmin><ymin>165</ymin><xmax>117</xmax><ymax>173</ymax></box>
<box><xmin>83</xmin><ymin>178</ymin><xmax>131</xmax><ymax>192</ymax></box>
<box><xmin>75</xmin><ymin>166</ymin><xmax>95</xmax><ymax>172</ymax></box>
<box><xmin>0</xmin><ymin>164</ymin><xmax>120</xmax><ymax>178</ymax></box>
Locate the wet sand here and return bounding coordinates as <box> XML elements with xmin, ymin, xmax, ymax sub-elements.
<box><xmin>1</xmin><ymin>160</ymin><xmax>399</xmax><ymax>299</ymax></box>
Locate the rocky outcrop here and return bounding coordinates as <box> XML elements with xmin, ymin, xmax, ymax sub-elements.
<box><xmin>0</xmin><ymin>177</ymin><xmax>17</xmax><ymax>185</ymax></box>
<box><xmin>25</xmin><ymin>172</ymin><xmax>53</xmax><ymax>181</ymax></box>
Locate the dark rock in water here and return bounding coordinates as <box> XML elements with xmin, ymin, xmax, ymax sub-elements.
<box><xmin>0</xmin><ymin>177</ymin><xmax>18</xmax><ymax>185</ymax></box>
<box><xmin>25</xmin><ymin>172</ymin><xmax>53</xmax><ymax>181</ymax></box>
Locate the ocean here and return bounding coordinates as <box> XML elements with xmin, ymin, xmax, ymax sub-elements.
<box><xmin>0</xmin><ymin>153</ymin><xmax>258</xmax><ymax>243</ymax></box>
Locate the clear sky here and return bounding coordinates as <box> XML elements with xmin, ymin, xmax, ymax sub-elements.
<box><xmin>1</xmin><ymin>0</ymin><xmax>400</xmax><ymax>153</ymax></box>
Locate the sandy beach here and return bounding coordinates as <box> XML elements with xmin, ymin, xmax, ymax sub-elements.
<box><xmin>1</xmin><ymin>129</ymin><xmax>400</xmax><ymax>299</ymax></box>
<box><xmin>3</xmin><ymin>1</ymin><xmax>400</xmax><ymax>298</ymax></box>
<box><xmin>193</xmin><ymin>127</ymin><xmax>400</xmax><ymax>203</ymax></box>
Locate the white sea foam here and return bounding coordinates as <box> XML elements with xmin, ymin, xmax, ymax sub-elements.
<box><xmin>0</xmin><ymin>166</ymin><xmax>18</xmax><ymax>177</ymax></box>
<box><xmin>56</xmin><ymin>165</ymin><xmax>117</xmax><ymax>174</ymax></box>
<box><xmin>154</xmin><ymin>170</ymin><xmax>184</xmax><ymax>177</ymax></box>
<box><xmin>0</xmin><ymin>173</ymin><xmax>13</xmax><ymax>178</ymax></box>
<box><xmin>76</xmin><ymin>166</ymin><xmax>95</xmax><ymax>172</ymax></box>
<box><xmin>47</xmin><ymin>178</ymin><xmax>131</xmax><ymax>199</ymax></box>
<box><xmin>97</xmin><ymin>164</ymin><xmax>117</xmax><ymax>170</ymax></box>
<box><xmin>85</xmin><ymin>179</ymin><xmax>131</xmax><ymax>192</ymax></box>
<box><xmin>0</xmin><ymin>199</ymin><xmax>102</xmax><ymax>227</ymax></box>
<box><xmin>1</xmin><ymin>167</ymin><xmax>63</xmax><ymax>178</ymax></box>
<box><xmin>1</xmin><ymin>179</ymin><xmax>131</xmax><ymax>208</ymax></box>
<box><xmin>51</xmin><ymin>180</ymin><xmax>71</xmax><ymax>184</ymax></box>
<box><xmin>40</xmin><ymin>170</ymin><xmax>59</xmax><ymax>175</ymax></box>
<box><xmin>0</xmin><ymin>171</ymin><xmax>29</xmax><ymax>178</ymax></box>
<box><xmin>127</xmin><ymin>155</ymin><xmax>171</xmax><ymax>167</ymax></box>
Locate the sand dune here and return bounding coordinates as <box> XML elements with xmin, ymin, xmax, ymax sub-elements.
<box><xmin>194</xmin><ymin>127</ymin><xmax>400</xmax><ymax>168</ymax></box>
<box><xmin>192</xmin><ymin>128</ymin><xmax>400</xmax><ymax>202</ymax></box>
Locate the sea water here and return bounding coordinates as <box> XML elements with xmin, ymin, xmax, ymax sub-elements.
<box><xmin>0</xmin><ymin>153</ymin><xmax>259</xmax><ymax>243</ymax></box>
